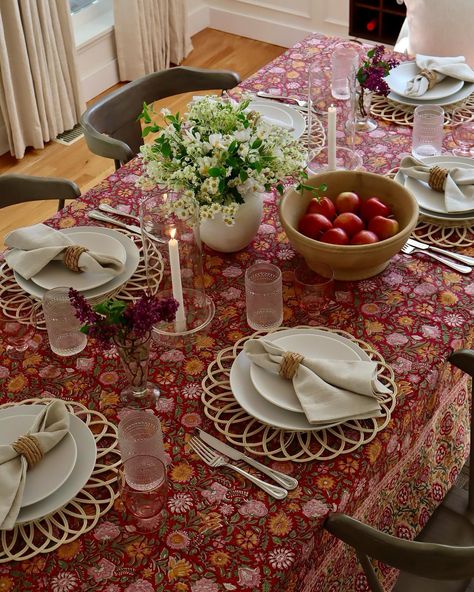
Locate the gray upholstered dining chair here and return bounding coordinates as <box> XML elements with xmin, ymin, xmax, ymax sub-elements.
<box><xmin>325</xmin><ymin>349</ymin><xmax>474</xmax><ymax>592</ymax></box>
<box><xmin>0</xmin><ymin>174</ymin><xmax>81</xmax><ymax>212</ymax></box>
<box><xmin>80</xmin><ymin>66</ymin><xmax>241</xmax><ymax>170</ymax></box>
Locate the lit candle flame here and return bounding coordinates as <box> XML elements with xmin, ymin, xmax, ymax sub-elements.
<box><xmin>170</xmin><ymin>228</ymin><xmax>176</xmax><ymax>240</ymax></box>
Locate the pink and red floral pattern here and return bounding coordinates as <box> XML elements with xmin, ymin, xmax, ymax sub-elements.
<box><xmin>1</xmin><ymin>33</ymin><xmax>473</xmax><ymax>592</ymax></box>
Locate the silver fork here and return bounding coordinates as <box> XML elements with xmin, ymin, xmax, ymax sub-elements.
<box><xmin>256</xmin><ymin>91</ymin><xmax>308</xmax><ymax>108</ymax></box>
<box><xmin>189</xmin><ymin>436</ymin><xmax>288</xmax><ymax>499</ymax></box>
<box><xmin>401</xmin><ymin>243</ymin><xmax>472</xmax><ymax>274</ymax></box>
<box><xmin>98</xmin><ymin>203</ymin><xmax>140</xmax><ymax>222</ymax></box>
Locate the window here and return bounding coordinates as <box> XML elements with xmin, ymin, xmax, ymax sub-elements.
<box><xmin>70</xmin><ymin>0</ymin><xmax>98</xmax><ymax>14</ymax></box>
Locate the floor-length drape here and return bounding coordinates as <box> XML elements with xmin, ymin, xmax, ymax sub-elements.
<box><xmin>0</xmin><ymin>0</ymin><xmax>84</xmax><ymax>159</ymax></box>
<box><xmin>114</xmin><ymin>0</ymin><xmax>192</xmax><ymax>81</ymax></box>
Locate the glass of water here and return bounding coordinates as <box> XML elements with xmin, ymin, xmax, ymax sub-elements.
<box><xmin>42</xmin><ymin>287</ymin><xmax>87</xmax><ymax>356</ymax></box>
<box><xmin>331</xmin><ymin>44</ymin><xmax>359</xmax><ymax>100</ymax></box>
<box><xmin>412</xmin><ymin>105</ymin><xmax>445</xmax><ymax>158</ymax></box>
<box><xmin>245</xmin><ymin>262</ymin><xmax>283</xmax><ymax>331</ymax></box>
<box><xmin>119</xmin><ymin>455</ymin><xmax>168</xmax><ymax>529</ymax></box>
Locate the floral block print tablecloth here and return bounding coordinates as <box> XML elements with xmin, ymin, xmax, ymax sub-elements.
<box><xmin>1</xmin><ymin>33</ymin><xmax>474</xmax><ymax>592</ymax></box>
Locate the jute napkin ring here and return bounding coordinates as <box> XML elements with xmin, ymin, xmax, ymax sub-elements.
<box><xmin>12</xmin><ymin>434</ymin><xmax>43</xmax><ymax>468</ymax></box>
<box><xmin>428</xmin><ymin>166</ymin><xmax>448</xmax><ymax>192</ymax></box>
<box><xmin>63</xmin><ymin>245</ymin><xmax>89</xmax><ymax>273</ymax></box>
<box><xmin>420</xmin><ymin>68</ymin><xmax>437</xmax><ymax>90</ymax></box>
<box><xmin>279</xmin><ymin>351</ymin><xmax>304</xmax><ymax>379</ymax></box>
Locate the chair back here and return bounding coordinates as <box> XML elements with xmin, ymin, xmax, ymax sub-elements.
<box><xmin>325</xmin><ymin>513</ymin><xmax>474</xmax><ymax>592</ymax></box>
<box><xmin>81</xmin><ymin>66</ymin><xmax>241</xmax><ymax>168</ymax></box>
<box><xmin>0</xmin><ymin>174</ymin><xmax>80</xmax><ymax>211</ymax></box>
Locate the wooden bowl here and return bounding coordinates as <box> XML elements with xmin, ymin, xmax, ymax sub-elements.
<box><xmin>280</xmin><ymin>170</ymin><xmax>419</xmax><ymax>280</ymax></box>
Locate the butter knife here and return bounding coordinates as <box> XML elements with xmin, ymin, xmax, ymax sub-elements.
<box><xmin>407</xmin><ymin>237</ymin><xmax>474</xmax><ymax>266</ymax></box>
<box><xmin>198</xmin><ymin>429</ymin><xmax>298</xmax><ymax>490</ymax></box>
<box><xmin>87</xmin><ymin>210</ymin><xmax>142</xmax><ymax>235</ymax></box>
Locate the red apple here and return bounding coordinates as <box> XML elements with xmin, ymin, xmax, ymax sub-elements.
<box><xmin>333</xmin><ymin>212</ymin><xmax>364</xmax><ymax>238</ymax></box>
<box><xmin>360</xmin><ymin>197</ymin><xmax>390</xmax><ymax>221</ymax></box>
<box><xmin>320</xmin><ymin>227</ymin><xmax>349</xmax><ymax>245</ymax></box>
<box><xmin>350</xmin><ymin>230</ymin><xmax>380</xmax><ymax>245</ymax></box>
<box><xmin>335</xmin><ymin>191</ymin><xmax>361</xmax><ymax>214</ymax></box>
<box><xmin>368</xmin><ymin>215</ymin><xmax>399</xmax><ymax>240</ymax></box>
<box><xmin>298</xmin><ymin>213</ymin><xmax>333</xmax><ymax>239</ymax></box>
<box><xmin>306</xmin><ymin>196</ymin><xmax>336</xmax><ymax>220</ymax></box>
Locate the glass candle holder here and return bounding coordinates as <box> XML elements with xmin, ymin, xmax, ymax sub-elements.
<box><xmin>140</xmin><ymin>191</ymin><xmax>215</xmax><ymax>336</ymax></box>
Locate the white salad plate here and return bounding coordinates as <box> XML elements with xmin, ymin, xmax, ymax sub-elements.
<box><xmin>0</xmin><ymin>405</ymin><xmax>97</xmax><ymax>525</ymax></box>
<box><xmin>30</xmin><ymin>230</ymin><xmax>127</xmax><ymax>291</ymax></box>
<box><xmin>250</xmin><ymin>333</ymin><xmax>361</xmax><ymax>413</ymax></box>
<box><xmin>249</xmin><ymin>99</ymin><xmax>306</xmax><ymax>139</ymax></box>
<box><xmin>0</xmin><ymin>412</ymin><xmax>77</xmax><ymax>507</ymax></box>
<box><xmin>386</xmin><ymin>62</ymin><xmax>464</xmax><ymax>101</ymax></box>
<box><xmin>230</xmin><ymin>328</ymin><xmax>370</xmax><ymax>431</ymax></box>
<box><xmin>13</xmin><ymin>227</ymin><xmax>140</xmax><ymax>301</ymax></box>
<box><xmin>388</xmin><ymin>82</ymin><xmax>474</xmax><ymax>107</ymax></box>
<box><xmin>395</xmin><ymin>155</ymin><xmax>474</xmax><ymax>220</ymax></box>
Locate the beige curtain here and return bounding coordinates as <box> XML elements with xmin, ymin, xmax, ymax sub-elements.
<box><xmin>114</xmin><ymin>0</ymin><xmax>192</xmax><ymax>81</ymax></box>
<box><xmin>0</xmin><ymin>0</ymin><xmax>84</xmax><ymax>159</ymax></box>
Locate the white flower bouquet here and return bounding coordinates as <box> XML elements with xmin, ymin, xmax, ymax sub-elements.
<box><xmin>139</xmin><ymin>95</ymin><xmax>310</xmax><ymax>225</ymax></box>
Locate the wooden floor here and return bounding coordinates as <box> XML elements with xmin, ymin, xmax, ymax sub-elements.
<box><xmin>0</xmin><ymin>29</ymin><xmax>285</xmax><ymax>245</ymax></box>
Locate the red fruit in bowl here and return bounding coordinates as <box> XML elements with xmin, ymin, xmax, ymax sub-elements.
<box><xmin>335</xmin><ymin>191</ymin><xmax>360</xmax><ymax>214</ymax></box>
<box><xmin>306</xmin><ymin>196</ymin><xmax>336</xmax><ymax>220</ymax></box>
<box><xmin>333</xmin><ymin>212</ymin><xmax>364</xmax><ymax>238</ymax></box>
<box><xmin>320</xmin><ymin>227</ymin><xmax>349</xmax><ymax>245</ymax></box>
<box><xmin>360</xmin><ymin>197</ymin><xmax>390</xmax><ymax>221</ymax></box>
<box><xmin>298</xmin><ymin>213</ymin><xmax>333</xmax><ymax>239</ymax></box>
<box><xmin>368</xmin><ymin>215</ymin><xmax>399</xmax><ymax>240</ymax></box>
<box><xmin>350</xmin><ymin>230</ymin><xmax>379</xmax><ymax>245</ymax></box>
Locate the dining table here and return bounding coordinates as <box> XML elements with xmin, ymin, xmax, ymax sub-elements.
<box><xmin>1</xmin><ymin>32</ymin><xmax>474</xmax><ymax>592</ymax></box>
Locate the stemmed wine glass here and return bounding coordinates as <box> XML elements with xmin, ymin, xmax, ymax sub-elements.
<box><xmin>451</xmin><ymin>107</ymin><xmax>474</xmax><ymax>157</ymax></box>
<box><xmin>119</xmin><ymin>455</ymin><xmax>168</xmax><ymax>532</ymax></box>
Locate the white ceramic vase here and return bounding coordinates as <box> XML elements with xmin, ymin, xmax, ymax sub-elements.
<box><xmin>199</xmin><ymin>192</ymin><xmax>264</xmax><ymax>253</ymax></box>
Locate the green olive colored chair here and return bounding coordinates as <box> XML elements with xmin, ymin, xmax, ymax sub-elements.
<box><xmin>0</xmin><ymin>174</ymin><xmax>80</xmax><ymax>211</ymax></box>
<box><xmin>325</xmin><ymin>349</ymin><xmax>474</xmax><ymax>592</ymax></box>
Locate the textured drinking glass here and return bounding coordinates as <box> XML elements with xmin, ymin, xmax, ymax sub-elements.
<box><xmin>412</xmin><ymin>105</ymin><xmax>445</xmax><ymax>158</ymax></box>
<box><xmin>451</xmin><ymin>107</ymin><xmax>474</xmax><ymax>156</ymax></box>
<box><xmin>331</xmin><ymin>45</ymin><xmax>359</xmax><ymax>100</ymax></box>
<box><xmin>0</xmin><ymin>304</ymin><xmax>37</xmax><ymax>358</ymax></box>
<box><xmin>118</xmin><ymin>411</ymin><xmax>166</xmax><ymax>465</ymax></box>
<box><xmin>119</xmin><ymin>456</ymin><xmax>168</xmax><ymax>524</ymax></box>
<box><xmin>294</xmin><ymin>262</ymin><xmax>335</xmax><ymax>318</ymax></box>
<box><xmin>245</xmin><ymin>262</ymin><xmax>283</xmax><ymax>331</ymax></box>
<box><xmin>42</xmin><ymin>287</ymin><xmax>87</xmax><ymax>356</ymax></box>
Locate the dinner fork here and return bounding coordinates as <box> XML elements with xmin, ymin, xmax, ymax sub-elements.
<box><xmin>189</xmin><ymin>436</ymin><xmax>288</xmax><ymax>499</ymax></box>
<box><xmin>256</xmin><ymin>91</ymin><xmax>308</xmax><ymax>109</ymax></box>
<box><xmin>401</xmin><ymin>243</ymin><xmax>472</xmax><ymax>274</ymax></box>
<box><xmin>98</xmin><ymin>203</ymin><xmax>140</xmax><ymax>222</ymax></box>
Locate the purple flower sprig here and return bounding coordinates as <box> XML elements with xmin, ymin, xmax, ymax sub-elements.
<box><xmin>68</xmin><ymin>289</ymin><xmax>179</xmax><ymax>347</ymax></box>
<box><xmin>356</xmin><ymin>45</ymin><xmax>399</xmax><ymax>97</ymax></box>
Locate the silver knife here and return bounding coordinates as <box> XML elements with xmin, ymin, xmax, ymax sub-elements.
<box><xmin>408</xmin><ymin>237</ymin><xmax>474</xmax><ymax>266</ymax></box>
<box><xmin>87</xmin><ymin>210</ymin><xmax>142</xmax><ymax>235</ymax></box>
<box><xmin>198</xmin><ymin>429</ymin><xmax>298</xmax><ymax>490</ymax></box>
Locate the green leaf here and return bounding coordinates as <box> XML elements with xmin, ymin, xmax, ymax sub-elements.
<box><xmin>251</xmin><ymin>138</ymin><xmax>263</xmax><ymax>149</ymax></box>
<box><xmin>228</xmin><ymin>140</ymin><xmax>238</xmax><ymax>154</ymax></box>
<box><xmin>138</xmin><ymin>102</ymin><xmax>152</xmax><ymax>124</ymax></box>
<box><xmin>208</xmin><ymin>167</ymin><xmax>225</xmax><ymax>177</ymax></box>
<box><xmin>240</xmin><ymin>169</ymin><xmax>248</xmax><ymax>182</ymax></box>
<box><xmin>276</xmin><ymin>183</ymin><xmax>284</xmax><ymax>194</ymax></box>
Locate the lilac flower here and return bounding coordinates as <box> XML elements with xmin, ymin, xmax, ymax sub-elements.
<box><xmin>357</xmin><ymin>45</ymin><xmax>399</xmax><ymax>97</ymax></box>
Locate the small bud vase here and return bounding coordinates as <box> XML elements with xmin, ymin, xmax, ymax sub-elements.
<box><xmin>354</xmin><ymin>88</ymin><xmax>377</xmax><ymax>132</ymax></box>
<box><xmin>115</xmin><ymin>331</ymin><xmax>159</xmax><ymax>408</ymax></box>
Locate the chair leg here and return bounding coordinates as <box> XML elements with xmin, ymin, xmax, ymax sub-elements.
<box><xmin>356</xmin><ymin>551</ymin><xmax>385</xmax><ymax>592</ymax></box>
<box><xmin>57</xmin><ymin>198</ymin><xmax>65</xmax><ymax>211</ymax></box>
<box><xmin>114</xmin><ymin>159</ymin><xmax>121</xmax><ymax>171</ymax></box>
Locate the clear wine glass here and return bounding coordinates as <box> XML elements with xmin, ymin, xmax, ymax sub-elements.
<box><xmin>119</xmin><ymin>455</ymin><xmax>168</xmax><ymax>532</ymax></box>
<box><xmin>451</xmin><ymin>108</ymin><xmax>474</xmax><ymax>157</ymax></box>
<box><xmin>0</xmin><ymin>304</ymin><xmax>38</xmax><ymax>358</ymax></box>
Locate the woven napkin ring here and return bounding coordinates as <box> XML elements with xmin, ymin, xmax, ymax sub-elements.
<box><xmin>279</xmin><ymin>351</ymin><xmax>304</xmax><ymax>380</ymax></box>
<box><xmin>12</xmin><ymin>435</ymin><xmax>43</xmax><ymax>468</ymax></box>
<box><xmin>420</xmin><ymin>68</ymin><xmax>437</xmax><ymax>90</ymax></box>
<box><xmin>64</xmin><ymin>245</ymin><xmax>89</xmax><ymax>273</ymax></box>
<box><xmin>428</xmin><ymin>166</ymin><xmax>449</xmax><ymax>192</ymax></box>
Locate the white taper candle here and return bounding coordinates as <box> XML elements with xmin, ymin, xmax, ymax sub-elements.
<box><xmin>168</xmin><ymin>228</ymin><xmax>186</xmax><ymax>332</ymax></box>
<box><xmin>327</xmin><ymin>105</ymin><xmax>337</xmax><ymax>171</ymax></box>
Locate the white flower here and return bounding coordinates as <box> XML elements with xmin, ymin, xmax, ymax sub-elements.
<box><xmin>268</xmin><ymin>547</ymin><xmax>296</xmax><ymax>570</ymax></box>
<box><xmin>51</xmin><ymin>572</ymin><xmax>78</xmax><ymax>592</ymax></box>
<box><xmin>168</xmin><ymin>492</ymin><xmax>193</xmax><ymax>513</ymax></box>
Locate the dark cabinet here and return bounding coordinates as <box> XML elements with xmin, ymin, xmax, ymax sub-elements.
<box><xmin>349</xmin><ymin>0</ymin><xmax>406</xmax><ymax>45</ymax></box>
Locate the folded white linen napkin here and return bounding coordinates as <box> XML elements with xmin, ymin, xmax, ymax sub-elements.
<box><xmin>260</xmin><ymin>115</ymin><xmax>294</xmax><ymax>131</ymax></box>
<box><xmin>4</xmin><ymin>224</ymin><xmax>126</xmax><ymax>280</ymax></box>
<box><xmin>244</xmin><ymin>338</ymin><xmax>389</xmax><ymax>425</ymax></box>
<box><xmin>405</xmin><ymin>55</ymin><xmax>474</xmax><ymax>97</ymax></box>
<box><xmin>0</xmin><ymin>400</ymin><xmax>70</xmax><ymax>530</ymax></box>
<box><xmin>395</xmin><ymin>156</ymin><xmax>474</xmax><ymax>212</ymax></box>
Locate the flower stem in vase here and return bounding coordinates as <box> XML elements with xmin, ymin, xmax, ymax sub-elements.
<box><xmin>354</xmin><ymin>88</ymin><xmax>377</xmax><ymax>132</ymax></box>
<box><xmin>115</xmin><ymin>332</ymin><xmax>160</xmax><ymax>408</ymax></box>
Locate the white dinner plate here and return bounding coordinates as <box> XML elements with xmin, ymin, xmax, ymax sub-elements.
<box><xmin>388</xmin><ymin>82</ymin><xmax>474</xmax><ymax>107</ymax></box>
<box><xmin>386</xmin><ymin>62</ymin><xmax>464</xmax><ymax>100</ymax></box>
<box><xmin>249</xmin><ymin>100</ymin><xmax>306</xmax><ymax>139</ymax></box>
<box><xmin>395</xmin><ymin>155</ymin><xmax>474</xmax><ymax>220</ymax></box>
<box><xmin>230</xmin><ymin>328</ymin><xmax>370</xmax><ymax>432</ymax></box>
<box><xmin>0</xmin><ymin>413</ymin><xmax>77</xmax><ymax>507</ymax></box>
<box><xmin>250</xmin><ymin>333</ymin><xmax>360</xmax><ymax>413</ymax></box>
<box><xmin>13</xmin><ymin>227</ymin><xmax>140</xmax><ymax>301</ymax></box>
<box><xmin>30</xmin><ymin>231</ymin><xmax>127</xmax><ymax>291</ymax></box>
<box><xmin>0</xmin><ymin>405</ymin><xmax>97</xmax><ymax>525</ymax></box>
